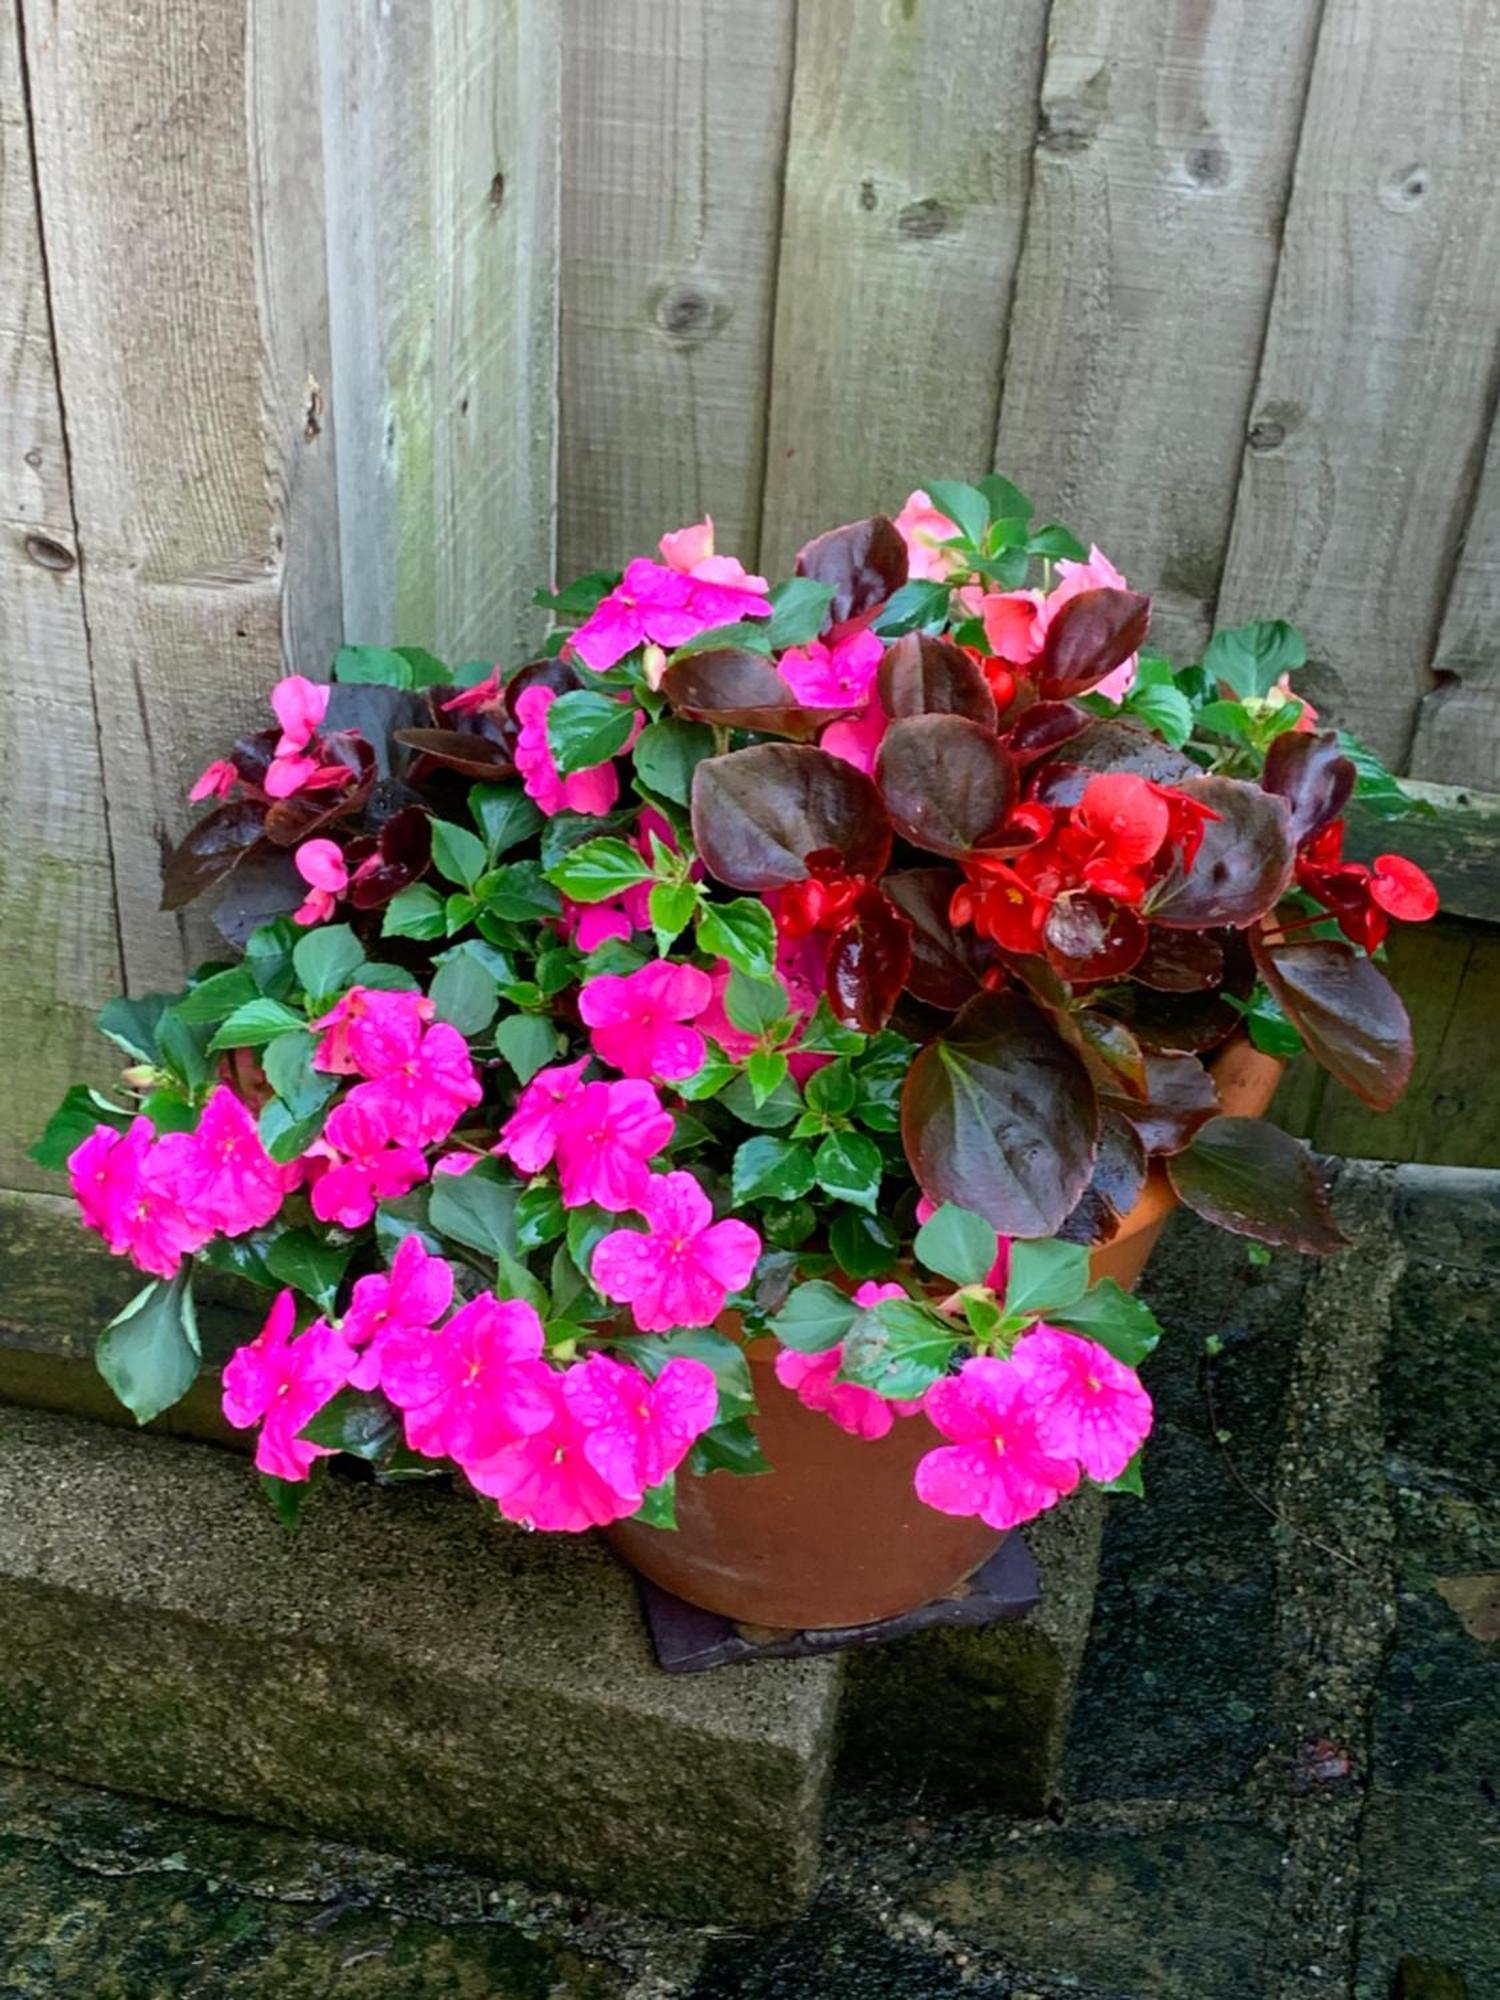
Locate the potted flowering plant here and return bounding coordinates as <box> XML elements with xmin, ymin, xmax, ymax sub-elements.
<box><xmin>36</xmin><ymin>478</ymin><xmax>1436</xmax><ymax>1632</ymax></box>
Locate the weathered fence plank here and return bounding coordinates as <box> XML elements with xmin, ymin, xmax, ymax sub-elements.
<box><xmin>1408</xmin><ymin>413</ymin><xmax>1500</xmax><ymax>790</ymax></box>
<box><xmin>758</xmin><ymin>0</ymin><xmax>1050</xmax><ymax>575</ymax></box>
<box><xmin>1215</xmin><ymin>0</ymin><xmax>1500</xmax><ymax>773</ymax></box>
<box><xmin>994</xmin><ymin>0</ymin><xmax>1324</xmax><ymax>663</ymax></box>
<box><xmin>1</xmin><ymin>0</ymin><xmax>119</xmax><ymax>1190</ymax></box>
<box><xmin>20</xmin><ymin>0</ymin><xmax>325</xmax><ymax>990</ymax></box>
<box><xmin>559</xmin><ymin>0</ymin><xmax>796</xmax><ymax>578</ymax></box>
<box><xmin>319</xmin><ymin>0</ymin><xmax>559</xmax><ymax>666</ymax></box>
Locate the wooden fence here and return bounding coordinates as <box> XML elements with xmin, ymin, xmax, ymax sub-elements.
<box><xmin>5</xmin><ymin>0</ymin><xmax>1500</xmax><ymax>1193</ymax></box>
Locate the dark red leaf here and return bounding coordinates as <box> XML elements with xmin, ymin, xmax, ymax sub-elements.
<box><xmin>877</xmin><ymin>634</ymin><xmax>997</xmax><ymax>727</ymax></box>
<box><xmin>875</xmin><ymin>715</ymin><xmax>1017</xmax><ymax>856</ymax></box>
<box><xmin>1057</xmin><ymin>1112</ymin><xmax>1148</xmax><ymax>1247</ymax></box>
<box><xmin>1261</xmin><ymin>730</ymin><xmax>1357</xmax><ymax>843</ymax></box>
<box><xmin>262</xmin><ymin>778</ymin><xmax>372</xmax><ymax>849</ymax></box>
<box><xmin>1104</xmin><ymin>1050</ymin><xmax>1220</xmax><ymax>1155</ymax></box>
<box><xmin>1032</xmin><ymin>719</ymin><xmax>1200</xmax><ymax>807</ymax></box>
<box><xmin>1037</xmin><ymin>588</ymin><xmax>1152</xmax><ymax>699</ymax></box>
<box><xmin>882</xmin><ymin>868</ymin><xmax>993</xmax><ymax>1009</ymax></box>
<box><xmin>1116</xmin><ymin>984</ymin><xmax>1243</xmax><ymax>1055</ymax></box>
<box><xmin>230</xmin><ymin>727</ymin><xmax>277</xmax><ymax>789</ymax></box>
<box><xmin>794</xmin><ymin>515</ymin><xmax>908</xmax><ymax>624</ymax></box>
<box><xmin>1067</xmin><ymin>1009</ymin><xmax>1150</xmax><ymax>1100</ymax></box>
<box><xmin>900</xmin><ymin>991</ymin><xmax>1098</xmax><ymax>1236</ymax></box>
<box><xmin>324</xmin><ymin>684</ymin><xmax>427</xmax><ymax>778</ymax></box>
<box><xmin>394</xmin><ymin>727</ymin><xmax>515</xmax><ymax>779</ymax></box>
<box><xmin>210</xmin><ymin>847</ymin><xmax>304</xmax><ymax>948</ymax></box>
<box><xmin>160</xmin><ymin>802</ymin><xmax>268</xmax><ymax>912</ymax></box>
<box><xmin>347</xmin><ymin>805</ymin><xmax>433</xmax><ymax>909</ymax></box>
<box><xmin>1132</xmin><ymin>928</ymin><xmax>1225</xmax><ymax>993</ymax></box>
<box><xmin>1167</xmin><ymin>1116</ymin><xmax>1349</xmax><ymax>1254</ymax></box>
<box><xmin>662</xmin><ymin>649</ymin><xmax>849</xmax><ymax>740</ymax></box>
<box><xmin>504</xmin><ymin>656</ymin><xmax>581</xmax><ymax>716</ymax></box>
<box><xmin>1252</xmin><ymin>933</ymin><xmax>1413</xmax><ymax>1110</ymax></box>
<box><xmin>691</xmin><ymin>744</ymin><xmax>892</xmax><ymax>891</ymax></box>
<box><xmin>1005</xmin><ymin>700</ymin><xmax>1092</xmax><ymax>763</ymax></box>
<box><xmin>1043</xmin><ymin>892</ymin><xmax>1148</xmax><ymax>981</ymax></box>
<box><xmin>1150</xmin><ymin>776</ymin><xmax>1295</xmax><ymax>930</ymax></box>
<box><xmin>825</xmin><ymin>888</ymin><xmax>913</xmax><ymax>1033</ymax></box>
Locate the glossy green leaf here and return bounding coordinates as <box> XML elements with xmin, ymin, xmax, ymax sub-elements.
<box><xmin>495</xmin><ymin>1011</ymin><xmax>561</xmax><ymax>1083</ymax></box>
<box><xmin>429</xmin><ymin>954</ymin><xmax>500</xmax><ymax>1036</ymax></box>
<box><xmin>429</xmin><ymin>819</ymin><xmax>488</xmax><ymax>891</ymax></box>
<box><xmin>264</xmin><ymin>1228</ymin><xmax>351</xmax><ymax>1313</ymax></box>
<box><xmin>95</xmin><ymin>1269</ymin><xmax>201</xmax><ymax>1425</ymax></box>
<box><xmin>913</xmin><ymin>1202</ymin><xmax>998</xmax><ymax>1286</ymax></box>
<box><xmin>470</xmin><ymin>782</ymin><xmax>543</xmax><ymax>859</ymax></box>
<box><xmin>813</xmin><ymin>1130</ymin><xmax>882</xmax><ymax>1211</ymax></box>
<box><xmin>731</xmin><ymin>1135</ymin><xmax>815</xmax><ymax>1204</ymax></box>
<box><xmin>1049</xmin><ymin>1279</ymin><xmax>1163</xmax><ymax>1367</ymax></box>
<box><xmin>768</xmin><ymin>1279</ymin><xmax>861</xmax><ymax>1354</ymax></box>
<box><xmin>545</xmin><ymin>837</ymin><xmax>654</xmax><ymax>903</ymax></box>
<box><xmin>696</xmin><ymin>897</ymin><xmax>777</xmax><ymax>980</ymax></box>
<box><xmin>429</xmin><ymin>1161</ymin><xmax>522</xmax><ymax>1259</ymax></box>
<box><xmin>546</xmin><ymin>688</ymin><xmax>635</xmax><ymax>775</ymax></box>
<box><xmin>382</xmin><ymin>884</ymin><xmax>447</xmax><ymax>941</ymax></box>
<box><xmin>206</xmin><ymin>997</ymin><xmax>307</xmax><ymax>1053</ymax></box>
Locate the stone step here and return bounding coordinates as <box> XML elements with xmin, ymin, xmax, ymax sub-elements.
<box><xmin>0</xmin><ymin>1405</ymin><xmax>841</xmax><ymax>1927</ymax></box>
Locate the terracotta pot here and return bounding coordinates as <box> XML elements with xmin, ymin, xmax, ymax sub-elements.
<box><xmin>606</xmin><ymin>1038</ymin><xmax>1284</xmax><ymax>1631</ymax></box>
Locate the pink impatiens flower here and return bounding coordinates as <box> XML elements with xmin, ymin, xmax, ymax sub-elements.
<box><xmin>345</xmin><ymin>1233</ymin><xmax>455</xmax><ymax>1390</ymax></box>
<box><xmin>779</xmin><ymin>628</ymin><xmax>883</xmax><ymax>710</ymax></box>
<box><xmin>271</xmin><ymin>674</ymin><xmax>329</xmax><ymax>754</ymax></box>
<box><xmin>464</xmin><ymin>1376</ymin><xmax>636</xmax><ymax>1532</ymax></box>
<box><xmin>343</xmin><ymin>1022</ymin><xmax>483</xmax><ymax>1149</ymax></box>
<box><xmin>313</xmin><ymin>987</ymin><xmax>434</xmax><ymax>1078</ymax></box>
<box><xmin>591</xmin><ymin>1171</ymin><xmax>761</xmax><ymax>1332</ymax></box>
<box><xmin>513</xmin><ymin>682</ymin><xmax>621</xmax><ymax>818</ymax></box>
<box><xmin>820</xmin><ymin>694</ymin><xmax>890</xmax><ymax>776</ymax></box>
<box><xmin>569</xmin><ymin>548</ymin><xmax>770</xmax><ymax>674</ymax></box>
<box><xmin>553</xmin><ymin>1079</ymin><xmax>674</xmax><ymax>1212</ymax></box>
<box><xmin>181</xmin><ymin>1086</ymin><xmax>295</xmax><ymax>1238</ymax></box>
<box><xmin>308</xmin><ymin>1097</ymin><xmax>429</xmax><ymax>1229</ymax></box>
<box><xmin>774</xmin><ymin>1282</ymin><xmax>922</xmax><ymax>1440</ymax></box>
<box><xmin>561</xmin><ymin>1351</ymin><xmax>719</xmax><ymax>1497</ymax></box>
<box><xmin>915</xmin><ymin>1356</ymin><xmax>1080</xmax><ymax>1531</ymax></box>
<box><xmin>1010</xmin><ymin>1324</ymin><xmax>1152</xmax><ymax>1483</ymax></box>
<box><xmin>68</xmin><ymin>1119</ymin><xmax>207</xmax><ymax>1278</ymax></box>
<box><xmin>292</xmin><ymin>838</ymin><xmax>349</xmax><ymax>927</ymax></box>
<box><xmin>893</xmin><ymin>488</ymin><xmax>964</xmax><ymax>581</ymax></box>
<box><xmin>578</xmin><ymin>959</ymin><xmax>713</xmax><ymax>1082</ymax></box>
<box><xmin>381</xmin><ymin>1292</ymin><xmax>555</xmax><ymax>1465</ymax></box>
<box><xmin>494</xmin><ymin>1055</ymin><xmax>591</xmax><ymax>1175</ymax></box>
<box><xmin>220</xmin><ymin>1289</ymin><xmax>357</xmax><ymax>1483</ymax></box>
<box><xmin>979</xmin><ymin>546</ymin><xmax>1140</xmax><ymax>701</ymax></box>
<box><xmin>189</xmin><ymin>758</ymin><xmax>238</xmax><ymax>803</ymax></box>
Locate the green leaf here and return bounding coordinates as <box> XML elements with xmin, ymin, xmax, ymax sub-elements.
<box><xmin>447</xmin><ymin>893</ymin><xmax>480</xmax><ymax>934</ymax></box>
<box><xmin>171</xmin><ymin>966</ymin><xmax>260</xmax><ymax>1026</ymax></box>
<box><xmin>535</xmin><ymin>568</ymin><xmax>620</xmax><ymax>618</ymax></box>
<box><xmin>260</xmin><ymin>1471</ymin><xmax>312</xmax><ymax>1527</ymax></box>
<box><xmin>913</xmin><ymin>1202</ymin><xmax>999</xmax><ymax>1286</ymax></box>
<box><xmin>30</xmin><ymin>1086</ymin><xmax>132</xmax><ymax>1172</ymax></box>
<box><xmin>1196</xmin><ymin>699</ymin><xmax>1254</xmax><ymax>740</ymax></box>
<box><xmin>689</xmin><ymin>1415</ymin><xmax>770</xmax><ymax>1478</ymax></box>
<box><xmin>631</xmin><ymin>1325</ymin><xmax>754</xmax><ymax>1423</ymax></box>
<box><xmin>830</xmin><ymin>1207</ymin><xmax>902</xmax><ymax>1279</ymax></box>
<box><xmin>731</xmin><ymin>1135</ymin><xmax>815</xmax><ymax>1204</ymax></box>
<box><xmin>264</xmin><ymin>1229</ymin><xmax>351</xmax><ymax>1314</ymax></box>
<box><xmin>813</xmin><ymin>1131</ymin><xmax>883</xmax><ymax>1211</ymax></box>
<box><xmin>206</xmin><ymin>997</ymin><xmax>307</xmax><ymax>1053</ymax></box>
<box><xmin>1336</xmin><ymin>730</ymin><xmax>1427</xmax><ymax>821</ymax></box>
<box><xmin>564</xmin><ymin>1203</ymin><xmax>615</xmax><ymax>1285</ymax></box>
<box><xmin>870</xmin><ymin>578</ymin><xmax>952</xmax><ymax>637</ymax></box>
<box><xmin>632</xmin><ymin>717</ymin><xmax>715</xmax><ymax>806</ymax></box>
<box><xmin>546</xmin><ymin>836</ymin><xmax>654</xmax><ymax>903</ymax></box>
<box><xmin>696</xmin><ymin>898</ymin><xmax>777</xmax><ymax>981</ymax></box>
<box><xmin>429</xmin><ymin>954</ymin><xmax>500</xmax><ymax>1036</ymax></box>
<box><xmin>96</xmin><ymin>992</ymin><xmax>170</xmax><ymax>1064</ymax></box>
<box><xmin>470</xmin><ymin>782</ymin><xmax>544</xmax><ymax>860</ymax></box>
<box><xmin>632</xmin><ymin>1478</ymin><xmax>678</xmax><ymax>1530</ymax></box>
<box><xmin>1003</xmin><ymin>1238</ymin><xmax>1091</xmax><ymax>1322</ymax></box>
<box><xmin>299</xmin><ymin>1387</ymin><xmax>399</xmax><ymax>1460</ymax></box>
<box><xmin>722</xmin><ymin>968</ymin><xmax>788</xmax><ymax>1035</ymax></box>
<box><xmin>1203</xmin><ymin>619</ymin><xmax>1306</xmax><ymax>700</ymax></box>
<box><xmin>353</xmin><ymin>962</ymin><xmax>422</xmax><ymax>993</ymax></box>
<box><xmin>515</xmin><ymin>1181</ymin><xmax>566</xmax><ymax>1252</ymax></box>
<box><xmin>546</xmin><ymin>688</ymin><xmax>635</xmax><ymax>775</ymax></box>
<box><xmin>1239</xmin><ymin>987</ymin><xmax>1304</xmax><ymax>1059</ymax></box>
<box><xmin>923</xmin><ymin>478</ymin><xmax>989</xmax><ymax>547</ymax></box>
<box><xmin>154</xmin><ymin>1008</ymin><xmax>212</xmax><ymax>1090</ymax></box>
<box><xmin>1099</xmin><ymin>1449</ymin><xmax>1145</xmax><ymax>1498</ymax></box>
<box><xmin>257</xmin><ymin>1096</ymin><xmax>327</xmax><ymax>1164</ymax></box>
<box><xmin>495</xmin><ymin>1011</ymin><xmax>561</xmax><ymax>1083</ymax></box>
<box><xmin>261</xmin><ymin>1030</ymin><xmax>338</xmax><ymax>1119</ymax></box>
<box><xmin>1126</xmin><ymin>683</ymin><xmax>1194</xmax><ymax>748</ymax></box>
<box><xmin>477</xmin><ymin>861</ymin><xmax>562</xmax><ymax>923</ymax></box>
<box><xmin>719</xmin><ymin>1069</ymin><xmax>802</xmax><ymax>1129</ymax></box>
<box><xmin>803</xmin><ymin>1059</ymin><xmax>856</xmax><ymax>1117</ymax></box>
<box><xmin>648</xmin><ymin>879</ymin><xmax>700</xmax><ymax>952</ymax></box>
<box><xmin>978</xmin><ymin>473</ymin><xmax>1033</xmax><ymax>523</ymax></box>
<box><xmin>430</xmin><ymin>819</ymin><xmax>488</xmax><ymax>891</ymax></box>
<box><xmin>244</xmin><ymin>919</ymin><xmax>299</xmax><ymax>999</ymax></box>
<box><xmin>429</xmin><ymin>1160</ymin><xmax>521</xmax><ymax>1258</ymax></box>
<box><xmin>198</xmin><ymin>1229</ymin><xmax>281</xmax><ymax>1289</ymax></box>
<box><xmin>670</xmin><ymin>619</ymin><xmax>773</xmax><ymax>657</ymax></box>
<box><xmin>381</xmin><ymin>883</ymin><xmax>447</xmax><ymax>941</ymax></box>
<box><xmin>1027</xmin><ymin>522</ymin><xmax>1088</xmax><ymax>561</ymax></box>
<box><xmin>291</xmin><ymin>923</ymin><xmax>365</xmax><ymax>1002</ymax></box>
<box><xmin>768</xmin><ymin>1279</ymin><xmax>860</xmax><ymax>1354</ymax></box>
<box><xmin>746</xmin><ymin>1048</ymin><xmax>790</xmax><ymax>1108</ymax></box>
<box><xmin>334</xmin><ymin>644</ymin><xmax>411</xmax><ymax>687</ymax></box>
<box><xmin>141</xmin><ymin>1090</ymin><xmax>197</xmax><ymax>1136</ymax></box>
<box><xmin>765</xmin><ymin>576</ymin><xmax>837</xmax><ymax>648</ymax></box>
<box><xmin>839</xmin><ymin>1297</ymin><xmax>961</xmax><ymax>1400</ymax></box>
<box><xmin>1049</xmin><ymin>1279</ymin><xmax>1163</xmax><ymax>1368</ymax></box>
<box><xmin>395</xmin><ymin>645</ymin><xmax>452</xmax><ymax>688</ymax></box>
<box><xmin>96</xmin><ymin>1269</ymin><xmax>201</xmax><ymax>1425</ymax></box>
<box><xmin>374</xmin><ymin>1189</ymin><xmax>438</xmax><ymax>1261</ymax></box>
<box><xmin>676</xmin><ymin>1056</ymin><xmax>739</xmax><ymax>1102</ymax></box>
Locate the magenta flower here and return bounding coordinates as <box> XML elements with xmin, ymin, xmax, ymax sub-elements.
<box><xmin>292</xmin><ymin>838</ymin><xmax>349</xmax><ymax>927</ymax></box>
<box><xmin>264</xmin><ymin>753</ymin><xmax>355</xmax><ymax>801</ymax></box>
<box><xmin>220</xmin><ymin>1289</ymin><xmax>357</xmax><ymax>1482</ymax></box>
<box><xmin>820</xmin><ymin>693</ymin><xmax>890</xmax><ymax>777</ymax></box>
<box><xmin>464</xmin><ymin>1376</ymin><xmax>636</xmax><ymax>1532</ymax></box>
<box><xmin>578</xmin><ymin>959</ymin><xmax>713</xmax><ymax>1081</ymax></box>
<box><xmin>915</xmin><ymin>1357</ymin><xmax>1080</xmax><ymax>1531</ymax></box>
<box><xmin>345</xmin><ymin>1233</ymin><xmax>455</xmax><ymax>1390</ymax></box>
<box><xmin>779</xmin><ymin>628</ymin><xmax>883</xmax><ymax>710</ymax></box>
<box><xmin>591</xmin><ymin>1171</ymin><xmax>761</xmax><ymax>1332</ymax></box>
<box><xmin>513</xmin><ymin>683</ymin><xmax>621</xmax><ymax>818</ymax></box>
<box><xmin>553</xmin><ymin>1079</ymin><xmax>674</xmax><ymax>1212</ymax></box>
<box><xmin>271</xmin><ymin>674</ymin><xmax>330</xmax><ymax>754</ymax></box>
<box><xmin>1010</xmin><ymin>1325</ymin><xmax>1152</xmax><ymax>1483</ymax></box>
<box><xmin>68</xmin><ymin>1119</ymin><xmax>207</xmax><ymax>1278</ymax></box>
<box><xmin>312</xmin><ymin>987</ymin><xmax>434</xmax><ymax>1078</ymax></box>
<box><xmin>182</xmin><ymin>1086</ymin><xmax>295</xmax><ymax>1238</ymax></box>
<box><xmin>561</xmin><ymin>1351</ymin><xmax>719</xmax><ymax>1497</ymax></box>
<box><xmin>569</xmin><ymin>554</ymin><xmax>769</xmax><ymax>674</ymax></box>
<box><xmin>342</xmin><ymin>1022</ymin><xmax>482</xmax><ymax>1149</ymax></box>
<box><xmin>308</xmin><ymin>1097</ymin><xmax>429</xmax><ymax>1228</ymax></box>
<box><xmin>380</xmin><ymin>1292</ymin><xmax>555</xmax><ymax>1464</ymax></box>
<box><xmin>494</xmin><ymin>1055</ymin><xmax>590</xmax><ymax>1175</ymax></box>
<box><xmin>188</xmin><ymin>758</ymin><xmax>238</xmax><ymax>803</ymax></box>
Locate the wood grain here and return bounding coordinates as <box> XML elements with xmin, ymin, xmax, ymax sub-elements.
<box><xmin>1215</xmin><ymin>0</ymin><xmax>1500</xmax><ymax>771</ymax></box>
<box><xmin>993</xmin><ymin>0</ymin><xmax>1324</xmax><ymax>663</ymax></box>
<box><xmin>558</xmin><ymin>0</ymin><xmax>796</xmax><ymax>577</ymax></box>
<box><xmin>758</xmin><ymin>0</ymin><xmax>1050</xmax><ymax>575</ymax></box>
<box><xmin>1409</xmin><ymin>413</ymin><xmax>1500</xmax><ymax>788</ymax></box>
<box><xmin>1</xmin><ymin>0</ymin><xmax>120</xmax><ymax>1190</ymax></box>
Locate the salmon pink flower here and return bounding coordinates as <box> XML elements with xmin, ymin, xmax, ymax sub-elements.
<box><xmin>893</xmin><ymin>489</ymin><xmax>964</xmax><ymax>581</ymax></box>
<box><xmin>513</xmin><ymin>682</ymin><xmax>621</xmax><ymax>817</ymax></box>
<box><xmin>292</xmin><ymin>839</ymin><xmax>349</xmax><ymax>926</ymax></box>
<box><xmin>343</xmin><ymin>1022</ymin><xmax>482</xmax><ymax>1148</ymax></box>
<box><xmin>382</xmin><ymin>1292</ymin><xmax>555</xmax><ymax>1464</ymax></box>
<box><xmin>779</xmin><ymin>629</ymin><xmax>883</xmax><ymax>709</ymax></box>
<box><xmin>561</xmin><ymin>1352</ymin><xmax>719</xmax><ymax>1498</ymax></box>
<box><xmin>345</xmin><ymin>1233</ymin><xmax>454</xmax><ymax>1389</ymax></box>
<box><xmin>553</xmin><ymin>1079</ymin><xmax>674</xmax><ymax>1212</ymax></box>
<box><xmin>494</xmin><ymin>1055</ymin><xmax>590</xmax><ymax>1175</ymax></box>
<box><xmin>980</xmin><ymin>588</ymin><xmax>1045</xmax><ymax>665</ymax></box>
<box><xmin>464</xmin><ymin>1377</ymin><xmax>636</xmax><ymax>1531</ymax></box>
<box><xmin>308</xmin><ymin>1097</ymin><xmax>428</xmax><ymax>1228</ymax></box>
<box><xmin>220</xmin><ymin>1290</ymin><xmax>357</xmax><ymax>1482</ymax></box>
<box><xmin>1011</xmin><ymin>1325</ymin><xmax>1152</xmax><ymax>1483</ymax></box>
<box><xmin>658</xmin><ymin>518</ymin><xmax>717</xmax><ymax>573</ymax></box>
<box><xmin>578</xmin><ymin>960</ymin><xmax>713</xmax><ymax>1081</ymax></box>
<box><xmin>312</xmin><ymin>987</ymin><xmax>434</xmax><ymax>1078</ymax></box>
<box><xmin>591</xmin><ymin>1170</ymin><xmax>760</xmax><ymax>1332</ymax></box>
<box><xmin>915</xmin><ymin>1356</ymin><xmax>1080</xmax><ymax>1530</ymax></box>
<box><xmin>270</xmin><ymin>674</ymin><xmax>329</xmax><ymax>754</ymax></box>
<box><xmin>182</xmin><ymin>1086</ymin><xmax>296</xmax><ymax>1237</ymax></box>
<box><xmin>189</xmin><ymin>758</ymin><xmax>238</xmax><ymax>803</ymax></box>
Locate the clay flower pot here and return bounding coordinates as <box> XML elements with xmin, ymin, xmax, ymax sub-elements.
<box><xmin>606</xmin><ymin>1039</ymin><xmax>1283</xmax><ymax>1631</ymax></box>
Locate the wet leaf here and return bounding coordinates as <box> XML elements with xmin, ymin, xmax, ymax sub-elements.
<box><xmin>1167</xmin><ymin>1116</ymin><xmax>1348</xmax><ymax>1253</ymax></box>
<box><xmin>875</xmin><ymin>715</ymin><xmax>1017</xmax><ymax>856</ymax></box>
<box><xmin>1252</xmin><ymin>934</ymin><xmax>1413</xmax><ymax>1110</ymax></box>
<box><xmin>691</xmin><ymin>744</ymin><xmax>891</xmax><ymax>890</ymax></box>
